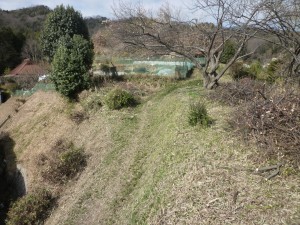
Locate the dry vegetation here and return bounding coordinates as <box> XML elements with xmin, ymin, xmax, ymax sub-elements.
<box><xmin>0</xmin><ymin>76</ymin><xmax>300</xmax><ymax>224</ymax></box>
<box><xmin>210</xmin><ymin>78</ymin><xmax>300</xmax><ymax>167</ymax></box>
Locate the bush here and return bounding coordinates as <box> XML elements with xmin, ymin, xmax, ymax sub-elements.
<box><xmin>0</xmin><ymin>81</ymin><xmax>19</xmax><ymax>94</ymax></box>
<box><xmin>230</xmin><ymin>85</ymin><xmax>300</xmax><ymax>167</ymax></box>
<box><xmin>41</xmin><ymin>140</ymin><xmax>87</xmax><ymax>184</ymax></box>
<box><xmin>230</xmin><ymin>61</ymin><xmax>256</xmax><ymax>80</ymax></box>
<box><xmin>249</xmin><ymin>60</ymin><xmax>263</xmax><ymax>78</ymax></box>
<box><xmin>188</xmin><ymin>102</ymin><xmax>212</xmax><ymax>127</ymax></box>
<box><xmin>220</xmin><ymin>40</ymin><xmax>236</xmax><ymax>64</ymax></box>
<box><xmin>265</xmin><ymin>58</ymin><xmax>284</xmax><ymax>83</ymax></box>
<box><xmin>81</xmin><ymin>92</ymin><xmax>102</xmax><ymax>112</ymax></box>
<box><xmin>105</xmin><ymin>88</ymin><xmax>136</xmax><ymax>110</ymax></box>
<box><xmin>69</xmin><ymin>110</ymin><xmax>89</xmax><ymax>124</ymax></box>
<box><xmin>100</xmin><ymin>64</ymin><xmax>110</xmax><ymax>75</ymax></box>
<box><xmin>6</xmin><ymin>189</ymin><xmax>54</xmax><ymax>225</ymax></box>
<box><xmin>209</xmin><ymin>78</ymin><xmax>265</xmax><ymax>106</ymax></box>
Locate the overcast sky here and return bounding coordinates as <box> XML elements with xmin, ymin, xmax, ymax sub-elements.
<box><xmin>0</xmin><ymin>0</ymin><xmax>194</xmax><ymax>18</ymax></box>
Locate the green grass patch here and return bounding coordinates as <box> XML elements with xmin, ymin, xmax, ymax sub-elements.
<box><xmin>105</xmin><ymin>88</ymin><xmax>137</xmax><ymax>110</ymax></box>
<box><xmin>188</xmin><ymin>102</ymin><xmax>213</xmax><ymax>127</ymax></box>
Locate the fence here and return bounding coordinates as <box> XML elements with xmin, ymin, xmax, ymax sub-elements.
<box><xmin>14</xmin><ymin>83</ymin><xmax>55</xmax><ymax>97</ymax></box>
<box><xmin>93</xmin><ymin>56</ymin><xmax>205</xmax><ymax>78</ymax></box>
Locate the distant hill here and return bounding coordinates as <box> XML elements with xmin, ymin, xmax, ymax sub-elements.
<box><xmin>0</xmin><ymin>5</ymin><xmax>51</xmax><ymax>33</ymax></box>
<box><xmin>0</xmin><ymin>5</ymin><xmax>107</xmax><ymax>35</ymax></box>
<box><xmin>0</xmin><ymin>5</ymin><xmax>108</xmax><ymax>74</ymax></box>
<box><xmin>84</xmin><ymin>16</ymin><xmax>108</xmax><ymax>35</ymax></box>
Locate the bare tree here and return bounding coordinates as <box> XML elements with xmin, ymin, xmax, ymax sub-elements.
<box><xmin>247</xmin><ymin>0</ymin><xmax>300</xmax><ymax>79</ymax></box>
<box><xmin>22</xmin><ymin>37</ymin><xmax>42</xmax><ymax>62</ymax></box>
<box><xmin>113</xmin><ymin>0</ymin><xmax>259</xmax><ymax>89</ymax></box>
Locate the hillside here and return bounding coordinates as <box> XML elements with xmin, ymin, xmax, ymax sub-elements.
<box><xmin>0</xmin><ymin>6</ymin><xmax>107</xmax><ymax>35</ymax></box>
<box><xmin>0</xmin><ymin>77</ymin><xmax>299</xmax><ymax>224</ymax></box>
<box><xmin>0</xmin><ymin>6</ymin><xmax>51</xmax><ymax>33</ymax></box>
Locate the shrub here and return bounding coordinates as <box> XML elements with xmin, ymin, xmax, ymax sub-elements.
<box><xmin>69</xmin><ymin>110</ymin><xmax>88</xmax><ymax>124</ymax></box>
<box><xmin>249</xmin><ymin>60</ymin><xmax>263</xmax><ymax>78</ymax></box>
<box><xmin>6</xmin><ymin>189</ymin><xmax>54</xmax><ymax>225</ymax></box>
<box><xmin>209</xmin><ymin>78</ymin><xmax>265</xmax><ymax>106</ymax></box>
<box><xmin>220</xmin><ymin>40</ymin><xmax>236</xmax><ymax>64</ymax></box>
<box><xmin>188</xmin><ymin>102</ymin><xmax>212</xmax><ymax>127</ymax></box>
<box><xmin>265</xmin><ymin>58</ymin><xmax>284</xmax><ymax>83</ymax></box>
<box><xmin>230</xmin><ymin>85</ymin><xmax>300</xmax><ymax>167</ymax></box>
<box><xmin>105</xmin><ymin>88</ymin><xmax>136</xmax><ymax>110</ymax></box>
<box><xmin>81</xmin><ymin>92</ymin><xmax>102</xmax><ymax>112</ymax></box>
<box><xmin>59</xmin><ymin>147</ymin><xmax>86</xmax><ymax>179</ymax></box>
<box><xmin>41</xmin><ymin>140</ymin><xmax>87</xmax><ymax>184</ymax></box>
<box><xmin>230</xmin><ymin>61</ymin><xmax>256</xmax><ymax>80</ymax></box>
<box><xmin>0</xmin><ymin>81</ymin><xmax>19</xmax><ymax>94</ymax></box>
<box><xmin>100</xmin><ymin>64</ymin><xmax>110</xmax><ymax>75</ymax></box>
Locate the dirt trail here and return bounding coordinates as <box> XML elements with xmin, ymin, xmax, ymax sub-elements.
<box><xmin>46</xmin><ymin>99</ymin><xmax>153</xmax><ymax>225</ymax></box>
<box><xmin>2</xmin><ymin>84</ymin><xmax>300</xmax><ymax>225</ymax></box>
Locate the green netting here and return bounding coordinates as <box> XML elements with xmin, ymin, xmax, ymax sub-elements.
<box><xmin>14</xmin><ymin>83</ymin><xmax>55</xmax><ymax>96</ymax></box>
<box><xmin>94</xmin><ymin>56</ymin><xmax>205</xmax><ymax>78</ymax></box>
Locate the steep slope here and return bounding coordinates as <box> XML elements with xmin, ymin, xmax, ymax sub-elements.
<box><xmin>1</xmin><ymin>80</ymin><xmax>300</xmax><ymax>224</ymax></box>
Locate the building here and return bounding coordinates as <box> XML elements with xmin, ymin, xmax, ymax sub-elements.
<box><xmin>8</xmin><ymin>59</ymin><xmax>47</xmax><ymax>76</ymax></box>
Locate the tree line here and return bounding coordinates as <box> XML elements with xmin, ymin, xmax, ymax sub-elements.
<box><xmin>0</xmin><ymin>5</ymin><xmax>106</xmax><ymax>76</ymax></box>
<box><xmin>112</xmin><ymin>0</ymin><xmax>300</xmax><ymax>88</ymax></box>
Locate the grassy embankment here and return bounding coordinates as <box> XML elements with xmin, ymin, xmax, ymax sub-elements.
<box><xmin>3</xmin><ymin>75</ymin><xmax>300</xmax><ymax>224</ymax></box>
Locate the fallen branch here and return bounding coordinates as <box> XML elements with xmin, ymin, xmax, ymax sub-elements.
<box><xmin>255</xmin><ymin>163</ymin><xmax>283</xmax><ymax>180</ymax></box>
<box><xmin>266</xmin><ymin>167</ymin><xmax>280</xmax><ymax>180</ymax></box>
<box><xmin>255</xmin><ymin>163</ymin><xmax>283</xmax><ymax>173</ymax></box>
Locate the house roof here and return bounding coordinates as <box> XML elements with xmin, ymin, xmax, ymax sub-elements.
<box><xmin>9</xmin><ymin>59</ymin><xmax>47</xmax><ymax>76</ymax></box>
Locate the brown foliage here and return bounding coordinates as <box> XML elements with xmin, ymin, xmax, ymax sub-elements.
<box><xmin>209</xmin><ymin>78</ymin><xmax>265</xmax><ymax>106</ymax></box>
<box><xmin>69</xmin><ymin>110</ymin><xmax>89</xmax><ymax>124</ymax></box>
<box><xmin>210</xmin><ymin>79</ymin><xmax>300</xmax><ymax>166</ymax></box>
<box><xmin>234</xmin><ymin>87</ymin><xmax>299</xmax><ymax>166</ymax></box>
<box><xmin>40</xmin><ymin>139</ymin><xmax>87</xmax><ymax>184</ymax></box>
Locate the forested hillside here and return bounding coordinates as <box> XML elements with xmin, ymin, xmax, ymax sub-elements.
<box><xmin>0</xmin><ymin>6</ymin><xmax>51</xmax><ymax>33</ymax></box>
<box><xmin>0</xmin><ymin>5</ymin><xmax>107</xmax><ymax>75</ymax></box>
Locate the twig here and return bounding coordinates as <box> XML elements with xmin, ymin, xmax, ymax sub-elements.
<box><xmin>255</xmin><ymin>163</ymin><xmax>283</xmax><ymax>180</ymax></box>
<box><xmin>266</xmin><ymin>168</ymin><xmax>280</xmax><ymax>180</ymax></box>
<box><xmin>255</xmin><ymin>163</ymin><xmax>283</xmax><ymax>173</ymax></box>
<box><xmin>258</xmin><ymin>90</ymin><xmax>267</xmax><ymax>100</ymax></box>
<box><xmin>232</xmin><ymin>191</ymin><xmax>239</xmax><ymax>204</ymax></box>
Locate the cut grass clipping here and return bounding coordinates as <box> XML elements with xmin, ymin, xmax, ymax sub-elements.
<box><xmin>105</xmin><ymin>88</ymin><xmax>136</xmax><ymax>110</ymax></box>
<box><xmin>188</xmin><ymin>102</ymin><xmax>213</xmax><ymax>127</ymax></box>
<box><xmin>41</xmin><ymin>139</ymin><xmax>87</xmax><ymax>184</ymax></box>
<box><xmin>6</xmin><ymin>189</ymin><xmax>54</xmax><ymax>225</ymax></box>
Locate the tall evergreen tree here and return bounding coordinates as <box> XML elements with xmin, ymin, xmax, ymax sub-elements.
<box><xmin>51</xmin><ymin>35</ymin><xmax>94</xmax><ymax>98</ymax></box>
<box><xmin>40</xmin><ymin>5</ymin><xmax>89</xmax><ymax>61</ymax></box>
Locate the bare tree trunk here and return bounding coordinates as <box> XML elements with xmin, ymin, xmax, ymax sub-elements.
<box><xmin>203</xmin><ymin>71</ymin><xmax>219</xmax><ymax>89</ymax></box>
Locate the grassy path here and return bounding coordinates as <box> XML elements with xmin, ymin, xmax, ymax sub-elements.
<box><xmin>12</xmin><ymin>80</ymin><xmax>298</xmax><ymax>225</ymax></box>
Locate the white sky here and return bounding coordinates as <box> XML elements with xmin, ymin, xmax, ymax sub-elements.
<box><xmin>0</xmin><ymin>0</ymin><xmax>195</xmax><ymax>18</ymax></box>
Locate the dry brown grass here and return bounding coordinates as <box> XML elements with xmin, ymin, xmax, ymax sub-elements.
<box><xmin>209</xmin><ymin>79</ymin><xmax>300</xmax><ymax>168</ymax></box>
<box><xmin>1</xmin><ymin>78</ymin><xmax>300</xmax><ymax>225</ymax></box>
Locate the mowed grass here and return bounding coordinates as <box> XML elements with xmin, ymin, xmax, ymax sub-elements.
<box><xmin>9</xmin><ymin>77</ymin><xmax>299</xmax><ymax>224</ymax></box>
<box><xmin>59</xmin><ymin>77</ymin><xmax>300</xmax><ymax>225</ymax></box>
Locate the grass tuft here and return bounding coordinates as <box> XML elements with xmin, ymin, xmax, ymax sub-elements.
<box><xmin>188</xmin><ymin>102</ymin><xmax>213</xmax><ymax>127</ymax></box>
